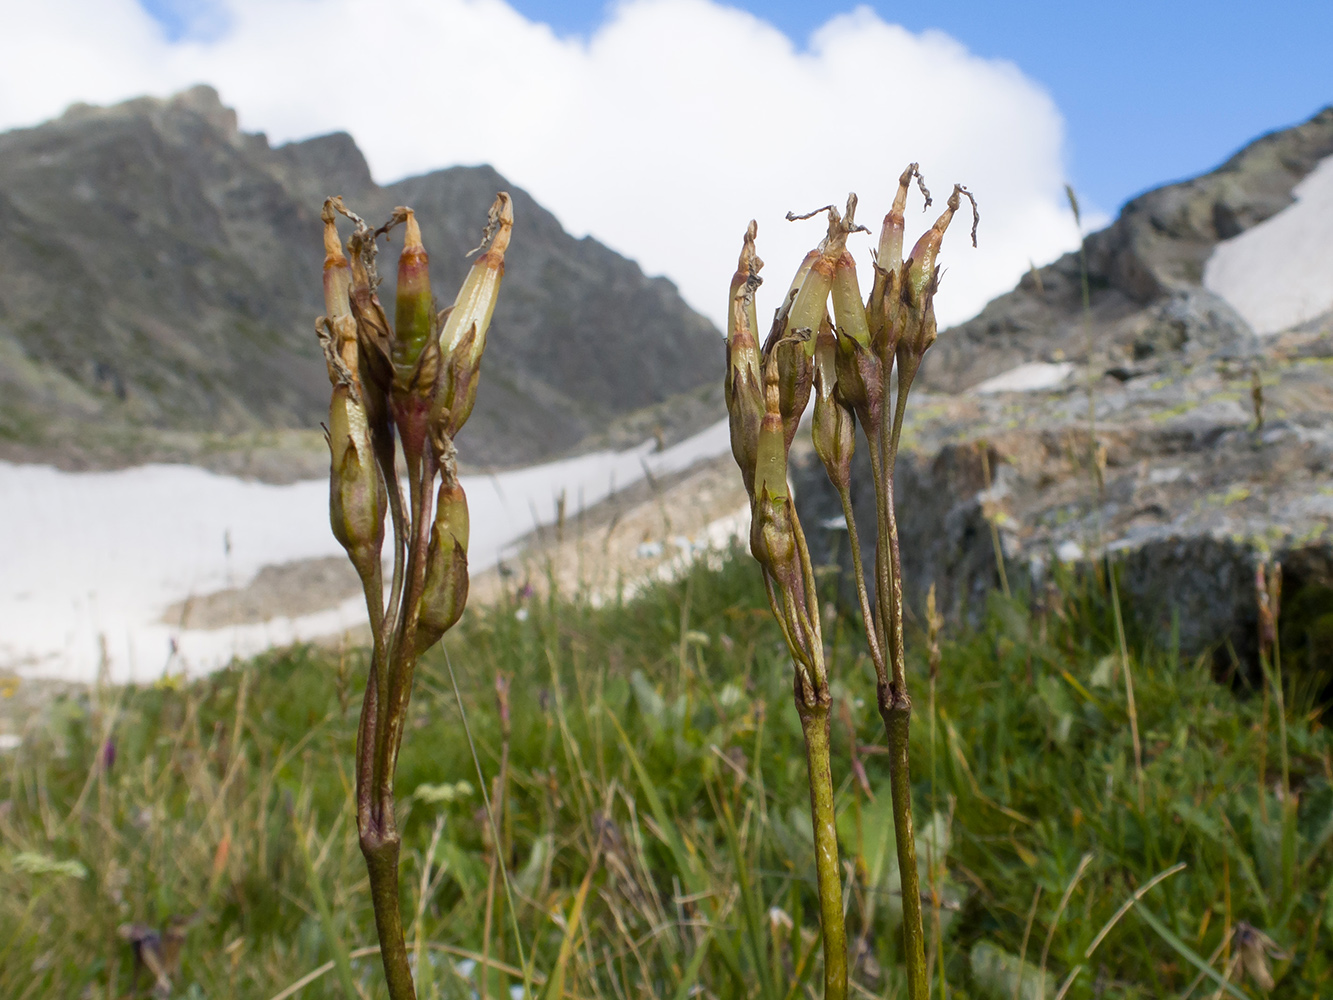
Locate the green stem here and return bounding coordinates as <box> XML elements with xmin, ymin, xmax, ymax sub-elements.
<box><xmin>363</xmin><ymin>831</ymin><xmax>417</xmax><ymax>1000</ymax></box>
<box><xmin>879</xmin><ymin>697</ymin><xmax>927</xmax><ymax>1000</ymax></box>
<box><xmin>358</xmin><ymin>449</ymin><xmax>437</xmax><ymax>1000</ymax></box>
<box><xmin>836</xmin><ymin>483</ymin><xmax>884</xmax><ymax>680</ymax></box>
<box><xmin>877</xmin><ymin>371</ymin><xmax>929</xmax><ymax>999</ymax></box>
<box><xmin>797</xmin><ymin>694</ymin><xmax>848</xmax><ymax>1000</ymax></box>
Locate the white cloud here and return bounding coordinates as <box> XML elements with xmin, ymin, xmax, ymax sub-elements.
<box><xmin>0</xmin><ymin>0</ymin><xmax>1084</xmax><ymax>329</ymax></box>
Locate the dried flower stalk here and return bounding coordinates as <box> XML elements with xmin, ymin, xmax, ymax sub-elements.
<box><xmin>726</xmin><ymin>168</ymin><xmax>975</xmax><ymax>999</ymax></box>
<box><xmin>318</xmin><ymin>192</ymin><xmax>513</xmax><ymax>1000</ymax></box>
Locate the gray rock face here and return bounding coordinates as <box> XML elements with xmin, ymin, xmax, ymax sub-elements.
<box><xmin>921</xmin><ymin>107</ymin><xmax>1333</xmax><ymax>394</ymax></box>
<box><xmin>0</xmin><ymin>85</ymin><xmax>722</xmax><ymax>471</ymax></box>
<box><xmin>796</xmin><ymin>107</ymin><xmax>1333</xmax><ymax>674</ymax></box>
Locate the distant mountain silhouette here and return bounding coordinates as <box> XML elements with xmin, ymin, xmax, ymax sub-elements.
<box><xmin>0</xmin><ymin>85</ymin><xmax>722</xmax><ymax>471</ymax></box>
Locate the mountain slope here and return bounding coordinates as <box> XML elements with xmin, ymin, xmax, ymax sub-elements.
<box><xmin>0</xmin><ymin>86</ymin><xmax>721</xmax><ymax>472</ymax></box>
<box><xmin>921</xmin><ymin>105</ymin><xmax>1333</xmax><ymax>392</ymax></box>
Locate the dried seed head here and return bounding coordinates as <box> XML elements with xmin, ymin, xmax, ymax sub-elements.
<box><xmin>439</xmin><ymin>192</ymin><xmax>512</xmax><ymax>361</ymax></box>
<box><xmin>726</xmin><ymin>222</ymin><xmax>765</xmax><ymax>494</ymax></box>
<box><xmin>432</xmin><ymin>193</ymin><xmax>513</xmax><ymax>437</ymax></box>
<box><xmin>321</xmin><ymin>201</ymin><xmax>359</xmax><ymax>379</ymax></box>
<box><xmin>416</xmin><ymin>475</ymin><xmax>471</xmax><ymax>654</ymax></box>
<box><xmin>728</xmin><ymin>220</ymin><xmax>764</xmax><ymax>387</ymax></box>
<box><xmin>345</xmin><ymin>224</ymin><xmax>394</xmax><ymax>402</ymax></box>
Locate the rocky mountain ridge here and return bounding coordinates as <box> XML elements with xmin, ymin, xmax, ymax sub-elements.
<box><xmin>0</xmin><ymin>86</ymin><xmax>722</xmax><ymax>475</ymax></box>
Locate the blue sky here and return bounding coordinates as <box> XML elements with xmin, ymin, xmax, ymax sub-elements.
<box><xmin>17</xmin><ymin>0</ymin><xmax>1324</xmax><ymax>330</ymax></box>
<box><xmin>502</xmin><ymin>0</ymin><xmax>1333</xmax><ymax>214</ymax></box>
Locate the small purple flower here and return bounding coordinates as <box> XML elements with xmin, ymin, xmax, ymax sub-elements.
<box><xmin>101</xmin><ymin>739</ymin><xmax>116</xmax><ymax>772</ymax></box>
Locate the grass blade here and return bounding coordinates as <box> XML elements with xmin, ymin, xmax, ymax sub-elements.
<box><xmin>1134</xmin><ymin>906</ymin><xmax>1251</xmax><ymax>1000</ymax></box>
<box><xmin>292</xmin><ymin>808</ymin><xmax>360</xmax><ymax>1000</ymax></box>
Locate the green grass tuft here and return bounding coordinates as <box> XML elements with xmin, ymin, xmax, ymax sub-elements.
<box><xmin>2</xmin><ymin>547</ymin><xmax>1330</xmax><ymax>998</ymax></box>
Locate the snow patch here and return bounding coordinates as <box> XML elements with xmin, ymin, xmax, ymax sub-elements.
<box><xmin>970</xmin><ymin>361</ymin><xmax>1074</xmax><ymax>394</ymax></box>
<box><xmin>1205</xmin><ymin>154</ymin><xmax>1333</xmax><ymax>335</ymax></box>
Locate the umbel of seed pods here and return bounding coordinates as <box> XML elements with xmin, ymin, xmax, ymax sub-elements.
<box><xmin>318</xmin><ymin>192</ymin><xmax>512</xmax><ymax>1000</ymax></box>
<box><xmin>726</xmin><ymin>166</ymin><xmax>975</xmax><ymax>1000</ymax></box>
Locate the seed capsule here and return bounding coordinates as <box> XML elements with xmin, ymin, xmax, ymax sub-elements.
<box><xmin>749</xmin><ymin>370</ymin><xmax>798</xmax><ymax>584</ymax></box>
<box><xmin>812</xmin><ymin>325</ymin><xmax>855</xmax><ymax>492</ymax></box>
<box><xmin>440</xmin><ymin>193</ymin><xmax>513</xmax><ymax>360</ymax></box>
<box><xmin>392</xmin><ymin>208</ymin><xmax>435</xmax><ymax>389</ymax></box>
<box><xmin>327</xmin><ymin>381</ymin><xmax>385</xmax><ymax>587</ymax></box>
<box><xmin>785</xmin><ymin>254</ymin><xmax>835</xmax><ymax>349</ymax></box>
<box><xmin>727</xmin><ymin>222</ymin><xmax>765</xmax><ymax>494</ymax></box>
<box><xmin>902</xmin><ymin>185</ymin><xmax>965</xmax><ymax>359</ymax></box>
<box><xmin>869</xmin><ymin>165</ymin><xmax>925</xmax><ymax>358</ymax></box>
<box><xmin>830</xmin><ymin>250</ymin><xmax>871</xmax><ymax>350</ymax></box>
<box><xmin>434</xmin><ymin>193</ymin><xmax>513</xmax><ymax>436</ymax></box>
<box><xmin>321</xmin><ymin>200</ymin><xmax>358</xmax><ymax>373</ymax></box>
<box><xmin>416</xmin><ymin>476</ymin><xmax>470</xmax><ymax>654</ymax></box>
<box><xmin>753</xmin><ymin>366</ymin><xmax>790</xmax><ymax>506</ymax></box>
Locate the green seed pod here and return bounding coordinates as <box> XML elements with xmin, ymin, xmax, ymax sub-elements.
<box><xmin>785</xmin><ymin>253</ymin><xmax>835</xmax><ymax>351</ymax></box>
<box><xmin>749</xmin><ymin>371</ymin><xmax>798</xmax><ymax>587</ymax></box>
<box><xmin>393</xmin><ymin>209</ymin><xmax>435</xmax><ymax>389</ymax></box>
<box><xmin>877</xmin><ymin>164</ymin><xmax>920</xmax><ymax>277</ymax></box>
<box><xmin>763</xmin><ymin>248</ymin><xmax>819</xmax><ymax>353</ymax></box>
<box><xmin>834</xmin><ymin>332</ymin><xmax>882</xmax><ymax>431</ymax></box>
<box><xmin>812</xmin><ymin>326</ymin><xmax>855</xmax><ymax>492</ymax></box>
<box><xmin>328</xmin><ymin>383</ymin><xmax>385</xmax><ymax>587</ymax></box>
<box><xmin>830</xmin><ymin>250</ymin><xmax>871</xmax><ymax>350</ymax></box>
<box><xmin>416</xmin><ymin>477</ymin><xmax>470</xmax><ymax>654</ymax></box>
<box><xmin>749</xmin><ymin>489</ymin><xmax>798</xmax><ymax>587</ymax></box>
<box><xmin>773</xmin><ymin>335</ymin><xmax>813</xmax><ymax>450</ymax></box>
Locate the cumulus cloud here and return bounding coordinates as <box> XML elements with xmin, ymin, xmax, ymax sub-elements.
<box><xmin>0</xmin><ymin>0</ymin><xmax>1087</xmax><ymax>329</ymax></box>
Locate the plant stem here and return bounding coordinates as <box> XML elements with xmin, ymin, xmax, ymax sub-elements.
<box><xmin>797</xmin><ymin>694</ymin><xmax>848</xmax><ymax>1000</ymax></box>
<box><xmin>880</xmin><ymin>694</ymin><xmax>927</xmax><ymax>1000</ymax></box>
<box><xmin>364</xmin><ymin>833</ymin><xmax>417</xmax><ymax>1000</ymax></box>
<box><xmin>836</xmin><ymin>484</ymin><xmax>884</xmax><ymax>678</ymax></box>
<box><xmin>877</xmin><ymin>449</ymin><xmax>928</xmax><ymax>999</ymax></box>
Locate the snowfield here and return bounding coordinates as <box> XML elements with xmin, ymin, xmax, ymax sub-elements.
<box><xmin>0</xmin><ymin>420</ymin><xmax>731</xmax><ymax>682</ymax></box>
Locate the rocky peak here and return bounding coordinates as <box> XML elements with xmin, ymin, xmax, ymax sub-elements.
<box><xmin>0</xmin><ymin>87</ymin><xmax>722</xmax><ymax>473</ymax></box>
